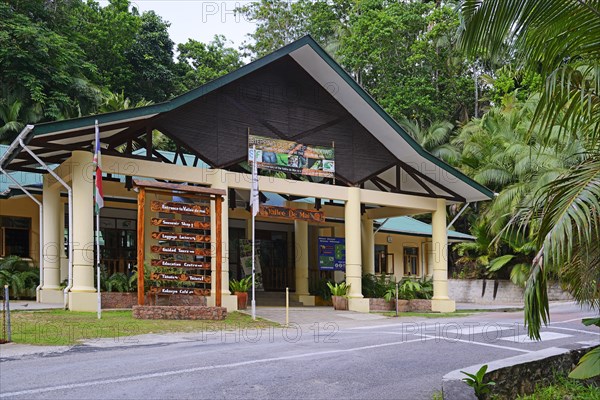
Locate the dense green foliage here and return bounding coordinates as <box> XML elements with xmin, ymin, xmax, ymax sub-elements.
<box><xmin>0</xmin><ymin>0</ymin><xmax>243</xmax><ymax>144</ymax></box>
<box><xmin>238</xmin><ymin>0</ymin><xmax>477</xmax><ymax>124</ymax></box>
<box><xmin>0</xmin><ymin>256</ymin><xmax>39</xmax><ymax>298</ymax></box>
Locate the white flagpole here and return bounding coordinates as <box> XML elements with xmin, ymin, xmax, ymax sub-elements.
<box><xmin>251</xmin><ymin>144</ymin><xmax>257</xmax><ymax>320</ymax></box>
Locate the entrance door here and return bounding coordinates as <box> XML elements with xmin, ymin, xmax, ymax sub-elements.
<box><xmin>101</xmin><ymin>218</ymin><xmax>136</xmax><ymax>275</ymax></box>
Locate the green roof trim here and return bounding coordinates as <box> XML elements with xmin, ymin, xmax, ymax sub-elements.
<box><xmin>375</xmin><ymin>217</ymin><xmax>474</xmax><ymax>241</ymax></box>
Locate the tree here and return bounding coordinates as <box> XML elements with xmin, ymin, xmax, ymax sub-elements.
<box><xmin>0</xmin><ymin>98</ymin><xmax>41</xmax><ymax>144</ymax></box>
<box><xmin>459</xmin><ymin>0</ymin><xmax>600</xmax><ymax>364</ymax></box>
<box><xmin>174</xmin><ymin>35</ymin><xmax>243</xmax><ymax>92</ymax></box>
<box><xmin>236</xmin><ymin>0</ymin><xmax>348</xmax><ymax>58</ymax></box>
<box><xmin>0</xmin><ymin>2</ymin><xmax>102</xmax><ymax>121</ymax></box>
<box><xmin>123</xmin><ymin>11</ymin><xmax>176</xmax><ymax>102</ymax></box>
<box><xmin>399</xmin><ymin>119</ymin><xmax>460</xmax><ymax>163</ymax></box>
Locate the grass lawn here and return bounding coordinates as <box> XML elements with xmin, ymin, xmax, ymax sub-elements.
<box><xmin>6</xmin><ymin>310</ymin><xmax>279</xmax><ymax>346</ymax></box>
<box><xmin>516</xmin><ymin>376</ymin><xmax>600</xmax><ymax>400</ymax></box>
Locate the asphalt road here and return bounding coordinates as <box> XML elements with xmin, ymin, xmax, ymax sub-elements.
<box><xmin>1</xmin><ymin>302</ymin><xmax>598</xmax><ymax>400</ymax></box>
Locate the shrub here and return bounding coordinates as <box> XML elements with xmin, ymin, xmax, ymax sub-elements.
<box><xmin>327</xmin><ymin>281</ymin><xmax>350</xmax><ymax>296</ymax></box>
<box><xmin>0</xmin><ymin>256</ymin><xmax>39</xmax><ymax>298</ymax></box>
<box><xmin>362</xmin><ymin>274</ymin><xmax>395</xmax><ymax>298</ymax></box>
<box><xmin>229</xmin><ymin>276</ymin><xmax>252</xmax><ymax>293</ymax></box>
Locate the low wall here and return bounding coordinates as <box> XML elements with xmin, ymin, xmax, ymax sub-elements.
<box><xmin>101</xmin><ymin>293</ymin><xmax>207</xmax><ymax>309</ymax></box>
<box><xmin>368</xmin><ymin>298</ymin><xmax>431</xmax><ymax>312</ymax></box>
<box><xmin>442</xmin><ymin>342</ymin><xmax>599</xmax><ymax>400</ymax></box>
<box><xmin>133</xmin><ymin>305</ymin><xmax>227</xmax><ymax>320</ymax></box>
<box><xmin>448</xmin><ymin>279</ymin><xmax>571</xmax><ymax>304</ymax></box>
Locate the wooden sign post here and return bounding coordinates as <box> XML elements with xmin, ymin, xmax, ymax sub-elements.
<box><xmin>134</xmin><ymin>180</ymin><xmax>226</xmax><ymax>307</ymax></box>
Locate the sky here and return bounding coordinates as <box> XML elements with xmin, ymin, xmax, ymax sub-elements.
<box><xmin>100</xmin><ymin>1</ymin><xmax>258</xmax><ymax>48</ymax></box>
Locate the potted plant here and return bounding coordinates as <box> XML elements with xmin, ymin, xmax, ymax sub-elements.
<box><xmin>327</xmin><ymin>281</ymin><xmax>350</xmax><ymax>310</ymax></box>
<box><xmin>229</xmin><ymin>276</ymin><xmax>252</xmax><ymax>310</ymax></box>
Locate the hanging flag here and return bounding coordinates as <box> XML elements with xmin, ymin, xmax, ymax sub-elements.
<box><xmin>93</xmin><ymin>120</ymin><xmax>104</xmax><ymax>211</ymax></box>
<box><xmin>250</xmin><ymin>145</ymin><xmax>259</xmax><ymax>216</ymax></box>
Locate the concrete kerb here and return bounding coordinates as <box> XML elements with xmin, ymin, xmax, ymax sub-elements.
<box><xmin>441</xmin><ymin>341</ymin><xmax>599</xmax><ymax>400</ymax></box>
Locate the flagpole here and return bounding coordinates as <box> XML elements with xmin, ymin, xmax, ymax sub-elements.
<box><xmin>96</xmin><ymin>210</ymin><xmax>101</xmax><ymax>319</ymax></box>
<box><xmin>94</xmin><ymin>119</ymin><xmax>102</xmax><ymax>319</ymax></box>
<box><xmin>251</xmin><ymin>144</ymin><xmax>256</xmax><ymax>320</ymax></box>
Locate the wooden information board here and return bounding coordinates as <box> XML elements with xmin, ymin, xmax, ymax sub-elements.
<box><xmin>134</xmin><ymin>180</ymin><xmax>226</xmax><ymax>306</ymax></box>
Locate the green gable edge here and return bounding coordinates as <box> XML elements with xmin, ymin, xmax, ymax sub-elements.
<box><xmin>23</xmin><ymin>36</ymin><xmax>493</xmax><ymax>200</ymax></box>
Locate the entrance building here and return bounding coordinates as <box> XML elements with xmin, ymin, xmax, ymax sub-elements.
<box><xmin>0</xmin><ymin>36</ymin><xmax>493</xmax><ymax>312</ymax></box>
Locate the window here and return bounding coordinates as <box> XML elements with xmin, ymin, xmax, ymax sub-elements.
<box><xmin>374</xmin><ymin>245</ymin><xmax>394</xmax><ymax>274</ymax></box>
<box><xmin>403</xmin><ymin>247</ymin><xmax>419</xmax><ymax>276</ymax></box>
<box><xmin>0</xmin><ymin>216</ymin><xmax>31</xmax><ymax>258</ymax></box>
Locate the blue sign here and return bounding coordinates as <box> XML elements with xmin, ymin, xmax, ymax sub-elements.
<box><xmin>318</xmin><ymin>237</ymin><xmax>345</xmax><ymax>271</ymax></box>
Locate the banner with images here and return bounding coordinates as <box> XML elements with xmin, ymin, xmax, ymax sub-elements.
<box><xmin>318</xmin><ymin>236</ymin><xmax>346</xmax><ymax>271</ymax></box>
<box><xmin>248</xmin><ymin>134</ymin><xmax>335</xmax><ymax>178</ymax></box>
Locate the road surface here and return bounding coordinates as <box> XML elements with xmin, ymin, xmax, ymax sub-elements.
<box><xmin>1</xmin><ymin>302</ymin><xmax>598</xmax><ymax>399</ymax></box>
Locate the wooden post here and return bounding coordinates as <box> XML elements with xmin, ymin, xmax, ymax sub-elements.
<box><xmin>137</xmin><ymin>187</ymin><xmax>146</xmax><ymax>305</ymax></box>
<box><xmin>215</xmin><ymin>195</ymin><xmax>222</xmax><ymax>307</ymax></box>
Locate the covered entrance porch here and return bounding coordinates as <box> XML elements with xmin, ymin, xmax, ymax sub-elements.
<box><xmin>0</xmin><ymin>36</ymin><xmax>492</xmax><ymax>312</ymax></box>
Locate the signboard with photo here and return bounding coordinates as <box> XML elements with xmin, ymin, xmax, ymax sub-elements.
<box><xmin>318</xmin><ymin>236</ymin><xmax>346</xmax><ymax>271</ymax></box>
<box><xmin>248</xmin><ymin>134</ymin><xmax>335</xmax><ymax>178</ymax></box>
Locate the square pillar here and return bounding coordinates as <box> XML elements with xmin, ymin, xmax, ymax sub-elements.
<box><xmin>39</xmin><ymin>175</ymin><xmax>63</xmax><ymax>303</ymax></box>
<box><xmin>345</xmin><ymin>187</ymin><xmax>369</xmax><ymax>312</ymax></box>
<box><xmin>68</xmin><ymin>151</ymin><xmax>98</xmax><ymax>311</ymax></box>
<box><xmin>431</xmin><ymin>198</ymin><xmax>455</xmax><ymax>312</ymax></box>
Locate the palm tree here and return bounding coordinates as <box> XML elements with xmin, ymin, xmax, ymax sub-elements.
<box><xmin>459</xmin><ymin>0</ymin><xmax>600</xmax><ymax>360</ymax></box>
<box><xmin>399</xmin><ymin>118</ymin><xmax>460</xmax><ymax>163</ymax></box>
<box><xmin>0</xmin><ymin>98</ymin><xmax>41</xmax><ymax>144</ymax></box>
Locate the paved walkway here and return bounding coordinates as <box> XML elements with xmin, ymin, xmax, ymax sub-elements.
<box><xmin>5</xmin><ymin>301</ymin><xmax>63</xmax><ymax>311</ymax></box>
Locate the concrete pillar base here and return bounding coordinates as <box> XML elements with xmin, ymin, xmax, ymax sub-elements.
<box><xmin>348</xmin><ymin>298</ymin><xmax>370</xmax><ymax>313</ymax></box>
<box><xmin>297</xmin><ymin>295</ymin><xmax>316</xmax><ymax>306</ymax></box>
<box><xmin>207</xmin><ymin>294</ymin><xmax>238</xmax><ymax>312</ymax></box>
<box><xmin>431</xmin><ymin>298</ymin><xmax>456</xmax><ymax>313</ymax></box>
<box><xmin>39</xmin><ymin>289</ymin><xmax>64</xmax><ymax>304</ymax></box>
<box><xmin>68</xmin><ymin>291</ymin><xmax>98</xmax><ymax>312</ymax></box>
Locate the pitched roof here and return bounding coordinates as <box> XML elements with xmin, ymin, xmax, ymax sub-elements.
<box><xmin>0</xmin><ymin>35</ymin><xmax>493</xmax><ymax>202</ymax></box>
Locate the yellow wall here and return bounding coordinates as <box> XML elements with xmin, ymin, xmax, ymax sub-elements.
<box><xmin>0</xmin><ymin>194</ymin><xmax>41</xmax><ymax>265</ymax></box>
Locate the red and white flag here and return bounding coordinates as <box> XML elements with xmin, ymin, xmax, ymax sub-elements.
<box><xmin>93</xmin><ymin>120</ymin><xmax>104</xmax><ymax>211</ymax></box>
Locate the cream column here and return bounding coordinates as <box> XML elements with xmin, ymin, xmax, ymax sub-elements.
<box><xmin>431</xmin><ymin>198</ymin><xmax>455</xmax><ymax>312</ymax></box>
<box><xmin>68</xmin><ymin>151</ymin><xmax>97</xmax><ymax>311</ymax></box>
<box><xmin>333</xmin><ymin>225</ymin><xmax>344</xmax><ymax>283</ymax></box>
<box><xmin>210</xmin><ymin>177</ymin><xmax>237</xmax><ymax>310</ymax></box>
<box><xmin>39</xmin><ymin>175</ymin><xmax>63</xmax><ymax>303</ymax></box>
<box><xmin>59</xmin><ymin>200</ymin><xmax>68</xmax><ymax>282</ymax></box>
<box><xmin>361</xmin><ymin>216</ymin><xmax>375</xmax><ymax>275</ymax></box>
<box><xmin>345</xmin><ymin>187</ymin><xmax>369</xmax><ymax>312</ymax></box>
<box><xmin>293</xmin><ymin>202</ymin><xmax>315</xmax><ymax>305</ymax></box>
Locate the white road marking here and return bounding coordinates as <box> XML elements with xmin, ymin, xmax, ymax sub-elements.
<box><xmin>545</xmin><ymin>326</ymin><xmax>600</xmax><ymax>336</ymax></box>
<box><xmin>551</xmin><ymin>315</ymin><xmax>599</xmax><ymax>324</ymax></box>
<box><xmin>499</xmin><ymin>332</ymin><xmax>572</xmax><ymax>343</ymax></box>
<box><xmin>421</xmin><ymin>335</ymin><xmax>532</xmax><ymax>353</ymax></box>
<box><xmin>0</xmin><ymin>337</ymin><xmax>436</xmax><ymax>398</ymax></box>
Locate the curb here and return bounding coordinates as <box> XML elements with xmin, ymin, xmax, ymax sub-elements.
<box><xmin>442</xmin><ymin>341</ymin><xmax>599</xmax><ymax>399</ymax></box>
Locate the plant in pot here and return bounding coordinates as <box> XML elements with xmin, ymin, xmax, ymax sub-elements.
<box><xmin>327</xmin><ymin>281</ymin><xmax>350</xmax><ymax>310</ymax></box>
<box><xmin>229</xmin><ymin>276</ymin><xmax>252</xmax><ymax>310</ymax></box>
